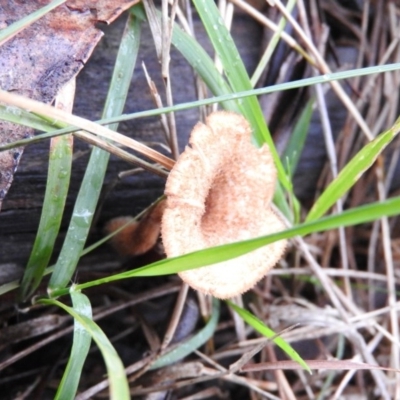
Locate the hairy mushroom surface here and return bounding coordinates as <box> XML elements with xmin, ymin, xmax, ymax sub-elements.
<box><xmin>161</xmin><ymin>111</ymin><xmax>286</xmax><ymax>299</ymax></box>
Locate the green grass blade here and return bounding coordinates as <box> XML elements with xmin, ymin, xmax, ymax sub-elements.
<box><xmin>54</xmin><ymin>195</ymin><xmax>400</xmax><ymax>297</ymax></box>
<box><xmin>2</xmin><ymin>104</ymin><xmax>71</xmax><ymax>301</ymax></box>
<box><xmin>2</xmin><ymin>64</ymin><xmax>400</xmax><ymax>151</ymax></box>
<box><xmin>134</xmin><ymin>0</ymin><xmax>293</xmax><ymax>194</ymax></box>
<box><xmin>227</xmin><ymin>301</ymin><xmax>311</xmax><ymax>373</ymax></box>
<box><xmin>48</xmin><ymin>13</ymin><xmax>141</xmax><ymax>293</ymax></box>
<box><xmin>306</xmin><ymin>117</ymin><xmax>400</xmax><ymax>222</ymax></box>
<box><xmin>0</xmin><ymin>105</ymin><xmax>59</xmax><ymax>132</ymax></box>
<box><xmin>190</xmin><ymin>0</ymin><xmax>264</xmax><ymax>131</ymax></box>
<box><xmin>171</xmin><ymin>0</ymin><xmax>292</xmax><ymax>217</ymax></box>
<box><xmin>191</xmin><ymin>0</ymin><xmax>290</xmax><ymax>192</ymax></box>
<box><xmin>280</xmin><ymin>98</ymin><xmax>313</xmax><ymax>224</ymax></box>
<box><xmin>132</xmin><ymin>3</ymin><xmax>292</xmax><ymax>217</ymax></box>
<box><xmin>170</xmin><ymin>23</ymin><xmax>239</xmax><ymax>112</ymax></box>
<box><xmin>273</xmin><ymin>183</ymin><xmax>295</xmax><ymax>222</ymax></box>
<box><xmin>55</xmin><ymin>292</ymin><xmax>92</xmax><ymax>400</ymax></box>
<box><xmin>19</xmin><ymin>133</ymin><xmax>72</xmax><ymax>300</ymax></box>
<box><xmin>150</xmin><ymin>298</ymin><xmax>220</xmax><ymax>370</ymax></box>
<box><xmin>0</xmin><ymin>0</ymin><xmax>66</xmax><ymax>45</ymax></box>
<box><xmin>47</xmin><ymin>145</ymin><xmax>106</xmax><ymax>291</ymax></box>
<box><xmin>282</xmin><ymin>98</ymin><xmax>314</xmax><ymax>178</ymax></box>
<box><xmin>131</xmin><ymin>4</ymin><xmax>238</xmax><ymax>112</ymax></box>
<box><xmin>39</xmin><ymin>294</ymin><xmax>129</xmax><ymax>400</ymax></box>
<box><xmin>251</xmin><ymin>0</ymin><xmax>297</xmax><ymax>86</ymax></box>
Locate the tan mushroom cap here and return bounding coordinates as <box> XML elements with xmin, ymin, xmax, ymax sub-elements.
<box><xmin>161</xmin><ymin>111</ymin><xmax>286</xmax><ymax>299</ymax></box>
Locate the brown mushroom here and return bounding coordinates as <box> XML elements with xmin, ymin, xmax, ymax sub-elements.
<box><xmin>161</xmin><ymin>111</ymin><xmax>287</xmax><ymax>299</ymax></box>
<box><xmin>105</xmin><ymin>199</ymin><xmax>166</xmax><ymax>257</ymax></box>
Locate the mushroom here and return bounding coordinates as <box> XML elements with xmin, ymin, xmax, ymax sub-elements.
<box><xmin>105</xmin><ymin>199</ymin><xmax>166</xmax><ymax>257</ymax></box>
<box><xmin>161</xmin><ymin>111</ymin><xmax>287</xmax><ymax>299</ymax></box>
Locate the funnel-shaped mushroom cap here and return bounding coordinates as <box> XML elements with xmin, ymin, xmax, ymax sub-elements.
<box><xmin>162</xmin><ymin>111</ymin><xmax>286</xmax><ymax>299</ymax></box>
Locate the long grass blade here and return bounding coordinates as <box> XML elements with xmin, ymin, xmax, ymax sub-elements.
<box><xmin>282</xmin><ymin>98</ymin><xmax>314</xmax><ymax>178</ymax></box>
<box><xmin>279</xmin><ymin>98</ymin><xmax>314</xmax><ymax>223</ymax></box>
<box><xmin>39</xmin><ymin>295</ymin><xmax>129</xmax><ymax>400</ymax></box>
<box><xmin>48</xmin><ymin>14</ymin><xmax>141</xmax><ymax>292</ymax></box>
<box><xmin>55</xmin><ymin>292</ymin><xmax>92</xmax><ymax>400</ymax></box>
<box><xmin>132</xmin><ymin>3</ymin><xmax>292</xmax><ymax>217</ymax></box>
<box><xmin>2</xmin><ymin>64</ymin><xmax>400</xmax><ymax>151</ymax></box>
<box><xmin>191</xmin><ymin>0</ymin><xmax>290</xmax><ymax>191</ymax></box>
<box><xmin>149</xmin><ymin>298</ymin><xmax>220</xmax><ymax>369</ymax></box>
<box><xmin>250</xmin><ymin>0</ymin><xmax>297</xmax><ymax>86</ymax></box>
<box><xmin>306</xmin><ymin>116</ymin><xmax>400</xmax><ymax>222</ymax></box>
<box><xmin>0</xmin><ymin>105</ymin><xmax>59</xmax><ymax>133</ymax></box>
<box><xmin>19</xmin><ymin>81</ymin><xmax>75</xmax><ymax>301</ymax></box>
<box><xmin>19</xmin><ymin>132</ymin><xmax>72</xmax><ymax>300</ymax></box>
<box><xmin>227</xmin><ymin>301</ymin><xmax>310</xmax><ymax>373</ymax></box>
<box><xmin>131</xmin><ymin>4</ymin><xmax>238</xmax><ymax>112</ymax></box>
<box><xmin>0</xmin><ymin>106</ymin><xmax>168</xmax><ymax>176</ymax></box>
<box><xmin>0</xmin><ymin>95</ymin><xmax>174</xmax><ymax>170</ymax></box>
<box><xmin>50</xmin><ymin>195</ymin><xmax>400</xmax><ymax>298</ymax></box>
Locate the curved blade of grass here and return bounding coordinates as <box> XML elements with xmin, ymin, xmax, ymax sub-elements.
<box><xmin>171</xmin><ymin>0</ymin><xmax>292</xmax><ymax>218</ymax></box>
<box><xmin>227</xmin><ymin>301</ymin><xmax>310</xmax><ymax>373</ymax></box>
<box><xmin>0</xmin><ymin>106</ymin><xmax>168</xmax><ymax>176</ymax></box>
<box><xmin>192</xmin><ymin>0</ymin><xmax>290</xmax><ymax>191</ymax></box>
<box><xmin>2</xmin><ymin>64</ymin><xmax>400</xmax><ymax>151</ymax></box>
<box><xmin>131</xmin><ymin>3</ymin><xmax>292</xmax><ymax>218</ymax></box>
<box><xmin>24</xmin><ymin>194</ymin><xmax>400</xmax><ymax>301</ymax></box>
<box><xmin>48</xmin><ymin>13</ymin><xmax>141</xmax><ymax>293</ymax></box>
<box><xmin>0</xmin><ymin>0</ymin><xmax>66</xmax><ymax>46</ymax></box>
<box><xmin>19</xmin><ymin>132</ymin><xmax>72</xmax><ymax>301</ymax></box>
<box><xmin>306</xmin><ymin>116</ymin><xmax>400</xmax><ymax>222</ymax></box>
<box><xmin>39</xmin><ymin>294</ymin><xmax>129</xmax><ymax>400</ymax></box>
<box><xmin>191</xmin><ymin>0</ymin><xmax>294</xmax><ymax>219</ymax></box>
<box><xmin>170</xmin><ymin>21</ymin><xmax>239</xmax><ymax>112</ymax></box>
<box><xmin>0</xmin><ymin>105</ymin><xmax>60</xmax><ymax>133</ymax></box>
<box><xmin>131</xmin><ymin>4</ymin><xmax>238</xmax><ymax>112</ymax></box>
<box><xmin>280</xmin><ymin>98</ymin><xmax>314</xmax><ymax>223</ymax></box>
<box><xmin>47</xmin><ymin>195</ymin><xmax>400</xmax><ymax>298</ymax></box>
<box><xmin>251</xmin><ymin>0</ymin><xmax>297</xmax><ymax>86</ymax></box>
<box><xmin>0</xmin><ymin>91</ymin><xmax>174</xmax><ymax>169</ymax></box>
<box><xmin>149</xmin><ymin>298</ymin><xmax>220</xmax><ymax>370</ymax></box>
<box><xmin>55</xmin><ymin>292</ymin><xmax>92</xmax><ymax>400</ymax></box>
<box><xmin>282</xmin><ymin>98</ymin><xmax>314</xmax><ymax>179</ymax></box>
<box><xmin>8</xmin><ymin>193</ymin><xmax>397</xmax><ymax>299</ymax></box>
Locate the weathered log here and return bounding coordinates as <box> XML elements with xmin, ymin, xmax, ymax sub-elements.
<box><xmin>3</xmin><ymin>6</ymin><xmax>400</xmax><ymax>279</ymax></box>
<box><xmin>0</xmin><ymin>12</ymin><xmax>263</xmax><ymax>269</ymax></box>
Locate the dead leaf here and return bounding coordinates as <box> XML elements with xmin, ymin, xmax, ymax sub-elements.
<box><xmin>0</xmin><ymin>0</ymin><xmax>139</xmax><ymax>210</ymax></box>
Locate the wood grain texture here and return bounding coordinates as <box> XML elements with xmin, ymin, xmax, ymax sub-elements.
<box><xmin>0</xmin><ymin>12</ymin><xmax>263</xmax><ymax>273</ymax></box>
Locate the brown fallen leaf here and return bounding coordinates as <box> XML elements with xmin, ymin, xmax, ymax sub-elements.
<box><xmin>0</xmin><ymin>0</ymin><xmax>139</xmax><ymax>210</ymax></box>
